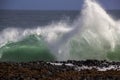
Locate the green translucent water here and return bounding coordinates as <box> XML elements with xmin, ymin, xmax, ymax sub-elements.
<box><xmin>0</xmin><ymin>35</ymin><xmax>55</xmax><ymax>62</ymax></box>
<box><xmin>107</xmin><ymin>46</ymin><xmax>120</xmax><ymax>61</ymax></box>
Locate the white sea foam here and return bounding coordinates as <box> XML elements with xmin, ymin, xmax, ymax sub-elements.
<box><xmin>49</xmin><ymin>62</ymin><xmax>120</xmax><ymax>71</ymax></box>
<box><xmin>0</xmin><ymin>0</ymin><xmax>120</xmax><ymax>61</ymax></box>
<box><xmin>56</xmin><ymin>0</ymin><xmax>120</xmax><ymax>60</ymax></box>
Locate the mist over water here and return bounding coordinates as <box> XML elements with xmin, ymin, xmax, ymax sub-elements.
<box><xmin>0</xmin><ymin>0</ymin><xmax>120</xmax><ymax>62</ymax></box>
<box><xmin>64</xmin><ymin>0</ymin><xmax>120</xmax><ymax>60</ymax></box>
<box><xmin>52</xmin><ymin>0</ymin><xmax>120</xmax><ymax>61</ymax></box>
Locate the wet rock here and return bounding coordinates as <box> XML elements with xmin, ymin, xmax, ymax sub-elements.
<box><xmin>0</xmin><ymin>60</ymin><xmax>120</xmax><ymax>79</ymax></box>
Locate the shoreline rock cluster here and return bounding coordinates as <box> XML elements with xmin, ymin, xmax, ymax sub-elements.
<box><xmin>0</xmin><ymin>60</ymin><xmax>120</xmax><ymax>80</ymax></box>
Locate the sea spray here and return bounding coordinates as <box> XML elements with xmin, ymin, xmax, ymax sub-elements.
<box><xmin>57</xmin><ymin>0</ymin><xmax>120</xmax><ymax>60</ymax></box>
<box><xmin>0</xmin><ymin>0</ymin><xmax>120</xmax><ymax>62</ymax></box>
<box><xmin>0</xmin><ymin>22</ymin><xmax>73</xmax><ymax>62</ymax></box>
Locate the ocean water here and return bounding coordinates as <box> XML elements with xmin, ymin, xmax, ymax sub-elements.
<box><xmin>0</xmin><ymin>10</ymin><xmax>79</xmax><ymax>30</ymax></box>
<box><xmin>0</xmin><ymin>0</ymin><xmax>120</xmax><ymax>62</ymax></box>
<box><xmin>0</xmin><ymin>10</ymin><xmax>79</xmax><ymax>62</ymax></box>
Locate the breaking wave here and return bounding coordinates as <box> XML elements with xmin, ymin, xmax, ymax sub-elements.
<box><xmin>0</xmin><ymin>0</ymin><xmax>120</xmax><ymax>62</ymax></box>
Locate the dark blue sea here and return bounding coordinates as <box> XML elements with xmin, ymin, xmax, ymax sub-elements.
<box><xmin>0</xmin><ymin>10</ymin><xmax>120</xmax><ymax>30</ymax></box>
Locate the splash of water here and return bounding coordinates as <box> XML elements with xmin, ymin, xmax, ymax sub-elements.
<box><xmin>0</xmin><ymin>22</ymin><xmax>73</xmax><ymax>59</ymax></box>
<box><xmin>0</xmin><ymin>0</ymin><xmax>120</xmax><ymax>61</ymax></box>
<box><xmin>56</xmin><ymin>0</ymin><xmax>120</xmax><ymax>60</ymax></box>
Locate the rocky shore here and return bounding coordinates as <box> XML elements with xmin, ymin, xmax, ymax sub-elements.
<box><xmin>0</xmin><ymin>60</ymin><xmax>120</xmax><ymax>80</ymax></box>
